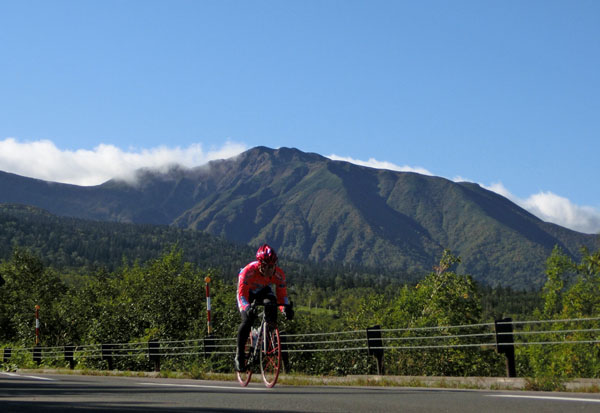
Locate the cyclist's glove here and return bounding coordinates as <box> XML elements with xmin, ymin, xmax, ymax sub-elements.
<box><xmin>244</xmin><ymin>305</ymin><xmax>258</xmax><ymax>320</ymax></box>
<box><xmin>283</xmin><ymin>305</ymin><xmax>294</xmax><ymax>321</ymax></box>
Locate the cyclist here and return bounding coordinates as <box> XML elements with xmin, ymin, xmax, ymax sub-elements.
<box><xmin>235</xmin><ymin>244</ymin><xmax>294</xmax><ymax>372</ymax></box>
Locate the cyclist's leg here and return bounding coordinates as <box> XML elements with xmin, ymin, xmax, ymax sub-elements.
<box><xmin>236</xmin><ymin>300</ymin><xmax>257</xmax><ymax>370</ymax></box>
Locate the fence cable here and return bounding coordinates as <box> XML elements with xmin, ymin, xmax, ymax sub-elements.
<box><xmin>3</xmin><ymin>317</ymin><xmax>598</xmax><ymax>360</ymax></box>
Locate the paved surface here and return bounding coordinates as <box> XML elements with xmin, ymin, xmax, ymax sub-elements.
<box><xmin>1</xmin><ymin>372</ymin><xmax>600</xmax><ymax>412</ymax></box>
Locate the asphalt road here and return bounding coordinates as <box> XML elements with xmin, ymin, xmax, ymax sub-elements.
<box><xmin>2</xmin><ymin>372</ymin><xmax>600</xmax><ymax>412</ymax></box>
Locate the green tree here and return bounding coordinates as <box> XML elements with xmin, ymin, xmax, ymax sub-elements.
<box><xmin>81</xmin><ymin>247</ymin><xmax>210</xmax><ymax>344</ymax></box>
<box><xmin>521</xmin><ymin>245</ymin><xmax>600</xmax><ymax>379</ymax></box>
<box><xmin>541</xmin><ymin>246</ymin><xmax>575</xmax><ymax>317</ymax></box>
<box><xmin>338</xmin><ymin>250</ymin><xmax>503</xmax><ymax>376</ymax></box>
<box><xmin>0</xmin><ymin>248</ymin><xmax>68</xmax><ymax>345</ymax></box>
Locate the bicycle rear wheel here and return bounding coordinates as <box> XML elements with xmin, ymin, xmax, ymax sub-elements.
<box><xmin>259</xmin><ymin>323</ymin><xmax>281</xmax><ymax>388</ymax></box>
<box><xmin>236</xmin><ymin>335</ymin><xmax>253</xmax><ymax>387</ymax></box>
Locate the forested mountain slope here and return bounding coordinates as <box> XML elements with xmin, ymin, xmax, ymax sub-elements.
<box><xmin>0</xmin><ymin>204</ymin><xmax>395</xmax><ymax>292</ymax></box>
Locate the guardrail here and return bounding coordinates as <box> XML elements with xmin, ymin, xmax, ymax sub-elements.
<box><xmin>3</xmin><ymin>316</ymin><xmax>599</xmax><ymax>377</ymax></box>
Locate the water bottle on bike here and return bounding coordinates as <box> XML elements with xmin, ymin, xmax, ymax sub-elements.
<box><xmin>250</xmin><ymin>327</ymin><xmax>259</xmax><ymax>350</ymax></box>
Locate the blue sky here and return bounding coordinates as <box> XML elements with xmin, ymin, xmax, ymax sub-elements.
<box><xmin>1</xmin><ymin>1</ymin><xmax>599</xmax><ymax>233</ymax></box>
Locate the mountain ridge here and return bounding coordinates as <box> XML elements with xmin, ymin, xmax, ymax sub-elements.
<box><xmin>1</xmin><ymin>146</ymin><xmax>597</xmax><ymax>288</ymax></box>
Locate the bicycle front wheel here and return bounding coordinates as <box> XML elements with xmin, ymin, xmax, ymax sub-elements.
<box><xmin>259</xmin><ymin>323</ymin><xmax>281</xmax><ymax>388</ymax></box>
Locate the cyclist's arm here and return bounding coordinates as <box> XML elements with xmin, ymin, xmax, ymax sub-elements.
<box><xmin>237</xmin><ymin>266</ymin><xmax>252</xmax><ymax>311</ymax></box>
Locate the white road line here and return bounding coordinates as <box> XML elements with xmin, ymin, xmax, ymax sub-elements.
<box><xmin>23</xmin><ymin>375</ymin><xmax>56</xmax><ymax>381</ymax></box>
<box><xmin>0</xmin><ymin>372</ymin><xmax>56</xmax><ymax>381</ymax></box>
<box><xmin>138</xmin><ymin>382</ymin><xmax>267</xmax><ymax>391</ymax></box>
<box><xmin>488</xmin><ymin>395</ymin><xmax>600</xmax><ymax>403</ymax></box>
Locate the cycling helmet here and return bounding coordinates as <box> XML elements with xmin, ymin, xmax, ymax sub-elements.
<box><xmin>256</xmin><ymin>244</ymin><xmax>278</xmax><ymax>265</ymax></box>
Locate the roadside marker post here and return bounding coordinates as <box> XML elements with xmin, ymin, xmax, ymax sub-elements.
<box><xmin>33</xmin><ymin>305</ymin><xmax>41</xmax><ymax>365</ymax></box>
<box><xmin>205</xmin><ymin>276</ymin><xmax>212</xmax><ymax>335</ymax></box>
<box><xmin>34</xmin><ymin>305</ymin><xmax>40</xmax><ymax>345</ymax></box>
<box><xmin>203</xmin><ymin>276</ymin><xmax>216</xmax><ymax>355</ymax></box>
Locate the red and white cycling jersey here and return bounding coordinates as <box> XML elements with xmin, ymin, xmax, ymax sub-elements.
<box><xmin>237</xmin><ymin>261</ymin><xmax>289</xmax><ymax>312</ymax></box>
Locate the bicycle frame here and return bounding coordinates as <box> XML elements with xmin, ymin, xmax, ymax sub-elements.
<box><xmin>246</xmin><ymin>318</ymin><xmax>265</xmax><ymax>369</ymax></box>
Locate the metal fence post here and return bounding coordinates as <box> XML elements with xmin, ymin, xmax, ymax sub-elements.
<box><xmin>3</xmin><ymin>347</ymin><xmax>11</xmax><ymax>363</ymax></box>
<box><xmin>101</xmin><ymin>344</ymin><xmax>114</xmax><ymax>370</ymax></box>
<box><xmin>280</xmin><ymin>332</ymin><xmax>289</xmax><ymax>373</ymax></box>
<box><xmin>366</xmin><ymin>325</ymin><xmax>384</xmax><ymax>375</ymax></box>
<box><xmin>148</xmin><ymin>340</ymin><xmax>160</xmax><ymax>372</ymax></box>
<box><xmin>494</xmin><ymin>317</ymin><xmax>516</xmax><ymax>377</ymax></box>
<box><xmin>64</xmin><ymin>345</ymin><xmax>75</xmax><ymax>369</ymax></box>
<box><xmin>32</xmin><ymin>345</ymin><xmax>42</xmax><ymax>365</ymax></box>
<box><xmin>203</xmin><ymin>335</ymin><xmax>215</xmax><ymax>356</ymax></box>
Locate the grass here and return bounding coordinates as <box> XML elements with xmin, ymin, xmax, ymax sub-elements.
<box><xmin>524</xmin><ymin>376</ymin><xmax>567</xmax><ymax>392</ymax></box>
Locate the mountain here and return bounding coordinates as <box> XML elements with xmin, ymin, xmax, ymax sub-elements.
<box><xmin>1</xmin><ymin>146</ymin><xmax>597</xmax><ymax>288</ymax></box>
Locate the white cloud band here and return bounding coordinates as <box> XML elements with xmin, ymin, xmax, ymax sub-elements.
<box><xmin>327</xmin><ymin>154</ymin><xmax>434</xmax><ymax>176</ymax></box>
<box><xmin>482</xmin><ymin>182</ymin><xmax>600</xmax><ymax>235</ymax></box>
<box><xmin>0</xmin><ymin>138</ymin><xmax>247</xmax><ymax>186</ymax></box>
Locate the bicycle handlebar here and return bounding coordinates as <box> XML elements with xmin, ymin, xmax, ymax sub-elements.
<box><xmin>249</xmin><ymin>299</ymin><xmax>293</xmax><ymax>308</ymax></box>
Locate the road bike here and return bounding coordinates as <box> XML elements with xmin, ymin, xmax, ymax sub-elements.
<box><xmin>236</xmin><ymin>301</ymin><xmax>285</xmax><ymax>388</ymax></box>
